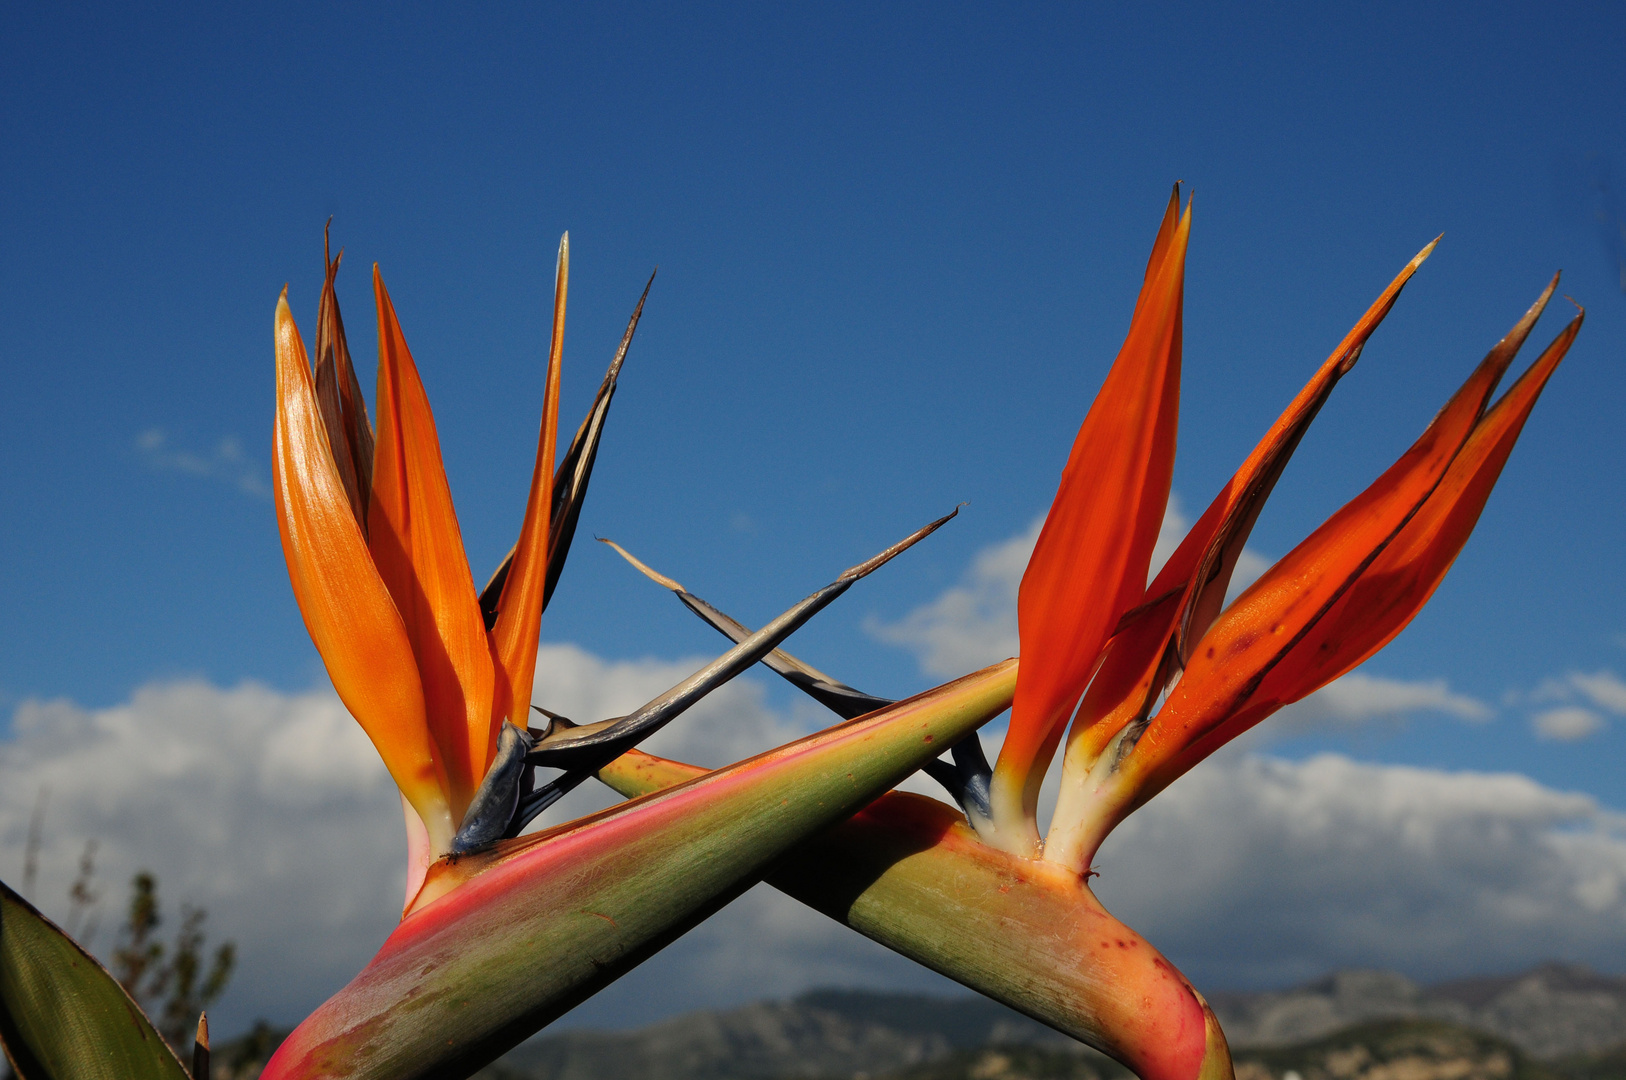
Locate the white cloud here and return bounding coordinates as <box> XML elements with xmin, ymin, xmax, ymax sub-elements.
<box><xmin>1098</xmin><ymin>752</ymin><xmax>1626</xmax><ymax>989</ymax></box>
<box><xmin>136</xmin><ymin>428</ymin><xmax>269</xmax><ymax>498</ymax></box>
<box><xmin>605</xmin><ymin>748</ymin><xmax>1626</xmax><ymax>1017</ymax></box>
<box><xmin>1532</xmin><ymin>706</ymin><xmax>1606</xmax><ymax>741</ymax></box>
<box><xmin>1520</xmin><ymin>669</ymin><xmax>1625</xmax><ymax>741</ymax></box>
<box><xmin>1274</xmin><ymin>672</ymin><xmax>1492</xmax><ymax>731</ymax></box>
<box><xmin>864</xmin><ymin>517</ymin><xmax>1036</xmax><ymax>677</ymax></box>
<box><xmin>1566</xmin><ymin>671</ymin><xmax>1626</xmax><ymax>716</ymax></box>
<box><xmin>1229</xmin><ymin>547</ymin><xmax>1272</xmax><ymax>598</ymax></box>
<box><xmin>1</xmin><ymin>679</ymin><xmax>398</xmax><ymax>1037</ymax></box>
<box><xmin>1148</xmin><ymin>497</ymin><xmax>1192</xmax><ymax>584</ymax></box>
<box><xmin>0</xmin><ymin>645</ymin><xmax>823</xmax><ymax>1037</ymax></box>
<box><xmin>867</xmin><ymin>505</ymin><xmax>1486</xmax><ymax>737</ymax></box>
<box><xmin>9</xmin><ymin>648</ymin><xmax>1626</xmax><ymax>1044</ymax></box>
<box><xmin>527</xmin><ymin>644</ymin><xmax>811</xmax><ymax>774</ymax></box>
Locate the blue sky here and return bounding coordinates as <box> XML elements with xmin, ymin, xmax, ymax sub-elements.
<box><xmin>3</xmin><ymin>0</ymin><xmax>1626</xmax><ymax>1038</ymax></box>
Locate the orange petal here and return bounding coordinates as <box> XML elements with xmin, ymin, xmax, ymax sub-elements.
<box><xmin>986</xmin><ymin>189</ymin><xmax>1189</xmax><ymax>854</ymax></box>
<box><xmin>369</xmin><ymin>267</ymin><xmax>497</xmax><ymax>821</ymax></box>
<box><xmin>313</xmin><ymin>224</ymin><xmax>375</xmax><ymax>531</ymax></box>
<box><xmin>1174</xmin><ymin>236</ymin><xmax>1445</xmax><ymax>660</ymax></box>
<box><xmin>1248</xmin><ymin>302</ymin><xmax>1581</xmax><ymax>717</ymax></box>
<box><xmin>1131</xmin><ymin>184</ymin><xmax>1184</xmax><ymax>322</ymax></box>
<box><xmin>273</xmin><ymin>292</ymin><xmax>453</xmax><ymax>851</ymax></box>
<box><xmin>1123</xmin><ymin>285</ymin><xmax>1561</xmax><ymax>802</ymax></box>
<box><xmin>1146</xmin><ymin>308</ymin><xmax>1580</xmax><ymax>800</ymax></box>
<box><xmin>1060</xmin><ymin>239</ymin><xmax>1439</xmax><ymax>778</ymax></box>
<box><xmin>489</xmin><ymin>234</ymin><xmax>568</xmax><ymax>739</ymax></box>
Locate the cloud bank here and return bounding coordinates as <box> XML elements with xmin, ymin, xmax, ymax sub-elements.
<box><xmin>1100</xmin><ymin>751</ymin><xmax>1626</xmax><ymax>990</ymax></box>
<box><xmin>866</xmin><ymin>502</ymin><xmax>1237</xmax><ymax>679</ymax></box>
<box><xmin>0</xmin><ymin>645</ymin><xmax>815</xmax><ymax>1036</ymax></box>
<box><xmin>5</xmin><ymin>642</ymin><xmax>1626</xmax><ymax>1038</ymax></box>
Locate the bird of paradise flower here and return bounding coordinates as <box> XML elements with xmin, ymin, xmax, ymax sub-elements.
<box><xmin>258</xmin><ymin>229</ymin><xmax>1015</xmax><ymax>1079</ymax></box>
<box><xmin>594</xmin><ymin>186</ymin><xmax>1582</xmax><ymax>1080</ymax></box>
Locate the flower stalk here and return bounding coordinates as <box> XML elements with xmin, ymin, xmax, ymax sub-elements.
<box><xmin>598</xmin><ymin>748</ymin><xmax>1233</xmax><ymax>1080</ymax></box>
<box><xmin>261</xmin><ymin>661</ymin><xmax>1016</xmax><ymax>1079</ymax></box>
<box><xmin>593</xmin><ymin>188</ymin><xmax>1580</xmax><ymax>1080</ymax></box>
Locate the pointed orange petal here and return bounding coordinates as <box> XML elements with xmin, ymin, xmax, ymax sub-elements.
<box><xmin>1129</xmin><ymin>184</ymin><xmax>1183</xmax><ymax>322</ymax></box>
<box><xmin>489</xmin><ymin>234</ymin><xmax>568</xmax><ymax>738</ymax></box>
<box><xmin>1060</xmin><ymin>239</ymin><xmax>1439</xmax><ymax>776</ymax></box>
<box><xmin>985</xmin><ymin>193</ymin><xmax>1190</xmax><ymax>853</ymax></box>
<box><xmin>1042</xmin><ymin>289</ymin><xmax>1575</xmax><ymax>875</ymax></box>
<box><xmin>1173</xmin><ymin>236</ymin><xmax>1444</xmax><ymax>659</ymax></box>
<box><xmin>1251</xmin><ymin>303</ymin><xmax>1581</xmax><ymax>711</ymax></box>
<box><xmin>273</xmin><ymin>292</ymin><xmax>453</xmax><ymax>851</ymax></box>
<box><xmin>1123</xmin><ymin>288</ymin><xmax>1558</xmax><ymax>798</ymax></box>
<box><xmin>369</xmin><ymin>267</ymin><xmax>497</xmax><ymax>821</ymax></box>
<box><xmin>314</xmin><ymin>224</ymin><xmax>375</xmax><ymax>530</ymax></box>
<box><xmin>1146</xmin><ymin>308</ymin><xmax>1580</xmax><ymax>801</ymax></box>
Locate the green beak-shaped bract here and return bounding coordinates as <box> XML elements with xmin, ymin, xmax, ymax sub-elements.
<box><xmin>261</xmin><ymin>658</ymin><xmax>1016</xmax><ymax>1080</ymax></box>
<box><xmin>598</xmin><ymin>748</ymin><xmax>1234</xmax><ymax>1080</ymax></box>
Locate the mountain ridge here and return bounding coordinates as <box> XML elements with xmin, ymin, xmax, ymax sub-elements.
<box><xmin>210</xmin><ymin>963</ymin><xmax>1626</xmax><ymax>1079</ymax></box>
<box><xmin>1209</xmin><ymin>962</ymin><xmax>1626</xmax><ymax>1057</ymax></box>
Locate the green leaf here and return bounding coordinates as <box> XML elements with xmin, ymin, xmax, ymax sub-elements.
<box><xmin>0</xmin><ymin>878</ymin><xmax>189</xmax><ymax>1080</ymax></box>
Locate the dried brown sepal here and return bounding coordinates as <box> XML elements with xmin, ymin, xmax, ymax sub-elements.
<box><xmin>480</xmin><ymin>270</ymin><xmax>656</xmax><ymax>626</ymax></box>
<box><xmin>529</xmin><ymin>509</ymin><xmax>958</xmax><ymax>769</ymax></box>
<box><xmin>312</xmin><ymin>222</ymin><xmax>375</xmax><ymax>532</ymax></box>
<box><xmin>600</xmin><ymin>538</ymin><xmax>893</xmax><ymax>719</ymax></box>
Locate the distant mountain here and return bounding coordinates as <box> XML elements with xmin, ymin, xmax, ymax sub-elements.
<box><xmin>473</xmin><ymin>965</ymin><xmax>1626</xmax><ymax>1080</ymax></box>
<box><xmin>1232</xmin><ymin>1018</ymin><xmax>1560</xmax><ymax>1080</ymax></box>
<box><xmin>215</xmin><ymin>964</ymin><xmax>1626</xmax><ymax>1079</ymax></box>
<box><xmin>1209</xmin><ymin>962</ymin><xmax>1626</xmax><ymax>1058</ymax></box>
<box><xmin>476</xmin><ymin>989</ymin><xmax>1095</xmax><ymax>1080</ymax></box>
<box><xmin>879</xmin><ymin>1019</ymin><xmax>1562</xmax><ymax>1080</ymax></box>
